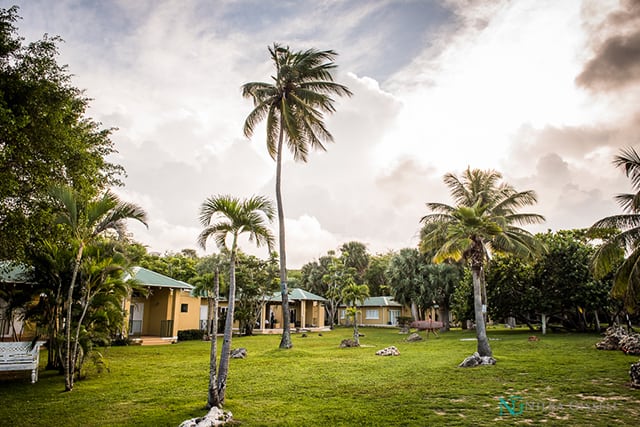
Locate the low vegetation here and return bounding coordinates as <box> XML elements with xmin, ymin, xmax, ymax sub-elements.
<box><xmin>1</xmin><ymin>327</ymin><xmax>639</xmax><ymax>426</ymax></box>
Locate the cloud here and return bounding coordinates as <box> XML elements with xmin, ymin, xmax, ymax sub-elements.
<box><xmin>576</xmin><ymin>0</ymin><xmax>640</xmax><ymax>91</ymax></box>
<box><xmin>11</xmin><ymin>0</ymin><xmax>640</xmax><ymax>270</ymax></box>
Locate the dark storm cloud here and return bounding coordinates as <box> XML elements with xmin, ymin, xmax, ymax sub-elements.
<box><xmin>576</xmin><ymin>0</ymin><xmax>640</xmax><ymax>90</ymax></box>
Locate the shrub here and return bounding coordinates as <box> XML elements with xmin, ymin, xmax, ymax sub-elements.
<box><xmin>177</xmin><ymin>329</ymin><xmax>205</xmax><ymax>341</ymax></box>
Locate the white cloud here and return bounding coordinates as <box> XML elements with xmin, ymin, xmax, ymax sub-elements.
<box><xmin>11</xmin><ymin>0</ymin><xmax>640</xmax><ymax>268</ymax></box>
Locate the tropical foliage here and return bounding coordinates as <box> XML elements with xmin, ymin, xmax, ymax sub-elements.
<box><xmin>420</xmin><ymin>168</ymin><xmax>544</xmax><ymax>357</ymax></box>
<box><xmin>341</xmin><ymin>282</ymin><xmax>369</xmax><ymax>345</ymax></box>
<box><xmin>48</xmin><ymin>185</ymin><xmax>147</xmax><ymax>391</ymax></box>
<box><xmin>591</xmin><ymin>147</ymin><xmax>640</xmax><ymax>314</ymax></box>
<box><xmin>242</xmin><ymin>43</ymin><xmax>352</xmax><ymax>349</ymax></box>
<box><xmin>197</xmin><ymin>194</ymin><xmax>275</xmax><ymax>408</ymax></box>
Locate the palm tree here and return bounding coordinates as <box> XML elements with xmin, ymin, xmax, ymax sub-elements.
<box><xmin>420</xmin><ymin>168</ymin><xmax>544</xmax><ymax>358</ymax></box>
<box><xmin>198</xmin><ymin>194</ymin><xmax>275</xmax><ymax>408</ymax></box>
<box><xmin>591</xmin><ymin>147</ymin><xmax>640</xmax><ymax>314</ymax></box>
<box><xmin>49</xmin><ymin>185</ymin><xmax>147</xmax><ymax>391</ymax></box>
<box><xmin>341</xmin><ymin>282</ymin><xmax>369</xmax><ymax>345</ymax></box>
<box><xmin>242</xmin><ymin>44</ymin><xmax>352</xmax><ymax>349</ymax></box>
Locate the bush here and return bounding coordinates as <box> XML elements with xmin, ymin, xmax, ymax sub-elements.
<box><xmin>177</xmin><ymin>329</ymin><xmax>205</xmax><ymax>341</ymax></box>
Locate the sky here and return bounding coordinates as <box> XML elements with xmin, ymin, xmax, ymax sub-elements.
<box><xmin>8</xmin><ymin>0</ymin><xmax>640</xmax><ymax>268</ymax></box>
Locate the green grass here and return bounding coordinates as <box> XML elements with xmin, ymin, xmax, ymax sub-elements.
<box><xmin>1</xmin><ymin>328</ymin><xmax>639</xmax><ymax>426</ymax></box>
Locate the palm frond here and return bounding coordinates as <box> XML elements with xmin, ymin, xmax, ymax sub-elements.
<box><xmin>614</xmin><ymin>147</ymin><xmax>640</xmax><ymax>190</ymax></box>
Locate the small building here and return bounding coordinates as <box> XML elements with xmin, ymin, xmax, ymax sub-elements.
<box><xmin>339</xmin><ymin>296</ymin><xmax>412</xmax><ymax>328</ymax></box>
<box><xmin>200</xmin><ymin>288</ymin><xmax>330</xmax><ymax>335</ymax></box>
<box><xmin>0</xmin><ymin>262</ymin><xmax>37</xmax><ymax>341</ymax></box>
<box><xmin>260</xmin><ymin>288</ymin><xmax>328</xmax><ymax>333</ymax></box>
<box><xmin>124</xmin><ymin>267</ymin><xmax>200</xmax><ymax>341</ymax></box>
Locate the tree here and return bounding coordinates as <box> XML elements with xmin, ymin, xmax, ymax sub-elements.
<box><xmin>364</xmin><ymin>252</ymin><xmax>392</xmax><ymax>296</ymax></box>
<box><xmin>242</xmin><ymin>44</ymin><xmax>352</xmax><ymax>349</ymax></box>
<box><xmin>485</xmin><ymin>253</ymin><xmax>539</xmax><ymax>330</ymax></box>
<box><xmin>535</xmin><ymin>230</ymin><xmax>611</xmax><ymax>333</ymax></box>
<box><xmin>591</xmin><ymin>147</ymin><xmax>640</xmax><ymax>314</ymax></box>
<box><xmin>234</xmin><ymin>251</ymin><xmax>279</xmax><ymax>335</ymax></box>
<box><xmin>0</xmin><ymin>6</ymin><xmax>124</xmax><ymax>261</ymax></box>
<box><xmin>385</xmin><ymin>248</ymin><xmax>428</xmax><ymax>320</ymax></box>
<box><xmin>423</xmin><ymin>261</ymin><xmax>463</xmax><ymax>331</ymax></box>
<box><xmin>49</xmin><ymin>185</ymin><xmax>147</xmax><ymax>391</ymax></box>
<box><xmin>198</xmin><ymin>195</ymin><xmax>275</xmax><ymax>408</ymax></box>
<box><xmin>340</xmin><ymin>241</ymin><xmax>370</xmax><ymax>284</ymax></box>
<box><xmin>321</xmin><ymin>250</ymin><xmax>356</xmax><ymax>328</ymax></box>
<box><xmin>300</xmin><ymin>254</ymin><xmax>332</xmax><ymax>295</ymax></box>
<box><xmin>341</xmin><ymin>282</ymin><xmax>369</xmax><ymax>345</ymax></box>
<box><xmin>420</xmin><ymin>168</ymin><xmax>544</xmax><ymax>358</ymax></box>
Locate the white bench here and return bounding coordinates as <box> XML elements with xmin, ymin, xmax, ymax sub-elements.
<box><xmin>0</xmin><ymin>341</ymin><xmax>45</xmax><ymax>383</ymax></box>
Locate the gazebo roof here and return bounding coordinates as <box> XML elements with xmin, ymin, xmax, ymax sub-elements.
<box><xmin>266</xmin><ymin>288</ymin><xmax>326</xmax><ymax>303</ymax></box>
<box><xmin>340</xmin><ymin>296</ymin><xmax>402</xmax><ymax>307</ymax></box>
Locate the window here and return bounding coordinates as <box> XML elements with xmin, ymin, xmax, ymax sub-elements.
<box><xmin>181</xmin><ymin>303</ymin><xmax>188</xmax><ymax>313</ymax></box>
<box><xmin>365</xmin><ymin>309</ymin><xmax>379</xmax><ymax>320</ymax></box>
<box><xmin>340</xmin><ymin>309</ymin><xmax>346</xmax><ymax>319</ymax></box>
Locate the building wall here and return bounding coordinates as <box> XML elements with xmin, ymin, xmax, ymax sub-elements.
<box><xmin>340</xmin><ymin>305</ymin><xmax>412</xmax><ymax>327</ymax></box>
<box><xmin>176</xmin><ymin>291</ymin><xmax>200</xmax><ymax>331</ymax></box>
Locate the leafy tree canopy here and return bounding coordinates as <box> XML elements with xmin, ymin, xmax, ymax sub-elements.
<box><xmin>0</xmin><ymin>6</ymin><xmax>124</xmax><ymax>260</ymax></box>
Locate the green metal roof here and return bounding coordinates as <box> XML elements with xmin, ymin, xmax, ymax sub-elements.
<box><xmin>267</xmin><ymin>288</ymin><xmax>326</xmax><ymax>303</ymax></box>
<box><xmin>340</xmin><ymin>296</ymin><xmax>402</xmax><ymax>307</ymax></box>
<box><xmin>124</xmin><ymin>266</ymin><xmax>194</xmax><ymax>290</ymax></box>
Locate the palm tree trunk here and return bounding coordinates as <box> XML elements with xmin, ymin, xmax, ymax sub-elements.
<box><xmin>217</xmin><ymin>240</ymin><xmax>237</xmax><ymax>406</ymax></box>
<box><xmin>410</xmin><ymin>301</ymin><xmax>419</xmax><ymax>320</ymax></box>
<box><xmin>207</xmin><ymin>267</ymin><xmax>221</xmax><ymax>409</ymax></box>
<box><xmin>441</xmin><ymin>305</ymin><xmax>451</xmax><ymax>331</ymax></box>
<box><xmin>472</xmin><ymin>266</ymin><xmax>492</xmax><ymax>357</ymax></box>
<box><xmin>353</xmin><ymin>319</ymin><xmax>359</xmax><ymax>345</ymax></box>
<box><xmin>47</xmin><ymin>278</ymin><xmax>63</xmax><ymax>369</ymax></box>
<box><xmin>275</xmin><ymin>124</ymin><xmax>292</xmax><ymax>349</ymax></box>
<box><xmin>64</xmin><ymin>243</ymin><xmax>84</xmax><ymax>392</ymax></box>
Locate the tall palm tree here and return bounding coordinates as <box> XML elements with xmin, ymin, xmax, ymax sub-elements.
<box><xmin>242</xmin><ymin>43</ymin><xmax>352</xmax><ymax>349</ymax></box>
<box><xmin>341</xmin><ymin>282</ymin><xmax>369</xmax><ymax>345</ymax></box>
<box><xmin>419</xmin><ymin>168</ymin><xmax>544</xmax><ymax>358</ymax></box>
<box><xmin>591</xmin><ymin>147</ymin><xmax>640</xmax><ymax>314</ymax></box>
<box><xmin>198</xmin><ymin>194</ymin><xmax>275</xmax><ymax>408</ymax></box>
<box><xmin>49</xmin><ymin>185</ymin><xmax>147</xmax><ymax>391</ymax></box>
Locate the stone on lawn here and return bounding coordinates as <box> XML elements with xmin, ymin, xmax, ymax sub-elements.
<box><xmin>339</xmin><ymin>338</ymin><xmax>359</xmax><ymax>348</ymax></box>
<box><xmin>458</xmin><ymin>352</ymin><xmax>496</xmax><ymax>367</ymax></box>
<box><xmin>375</xmin><ymin>346</ymin><xmax>400</xmax><ymax>356</ymax></box>
<box><xmin>406</xmin><ymin>333</ymin><xmax>423</xmax><ymax>342</ymax></box>
<box><xmin>230</xmin><ymin>348</ymin><xmax>247</xmax><ymax>359</ymax></box>
<box><xmin>179</xmin><ymin>406</ymin><xmax>233</xmax><ymax>427</ymax></box>
<box><xmin>596</xmin><ymin>326</ymin><xmax>629</xmax><ymax>351</ymax></box>
<box><xmin>620</xmin><ymin>334</ymin><xmax>640</xmax><ymax>356</ymax></box>
<box><xmin>630</xmin><ymin>360</ymin><xmax>640</xmax><ymax>389</ymax></box>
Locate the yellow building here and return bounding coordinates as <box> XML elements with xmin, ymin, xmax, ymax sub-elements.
<box><xmin>339</xmin><ymin>296</ymin><xmax>412</xmax><ymax>327</ymax></box>
<box><xmin>124</xmin><ymin>267</ymin><xmax>200</xmax><ymax>342</ymax></box>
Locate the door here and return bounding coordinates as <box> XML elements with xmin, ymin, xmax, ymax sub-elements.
<box><xmin>130</xmin><ymin>302</ymin><xmax>144</xmax><ymax>335</ymax></box>
<box><xmin>390</xmin><ymin>309</ymin><xmax>401</xmax><ymax>326</ymax></box>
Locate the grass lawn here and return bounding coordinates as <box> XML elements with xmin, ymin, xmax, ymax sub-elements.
<box><xmin>1</xmin><ymin>327</ymin><xmax>639</xmax><ymax>426</ymax></box>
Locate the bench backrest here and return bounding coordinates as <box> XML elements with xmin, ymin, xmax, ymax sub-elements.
<box><xmin>410</xmin><ymin>320</ymin><xmax>444</xmax><ymax>330</ymax></box>
<box><xmin>0</xmin><ymin>341</ymin><xmax>45</xmax><ymax>356</ymax></box>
